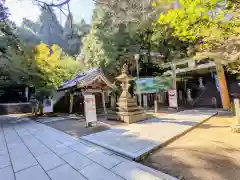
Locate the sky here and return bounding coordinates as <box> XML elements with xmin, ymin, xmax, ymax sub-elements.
<box><xmin>5</xmin><ymin>0</ymin><xmax>95</xmax><ymax>26</ymax></box>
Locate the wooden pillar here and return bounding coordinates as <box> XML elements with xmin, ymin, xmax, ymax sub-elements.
<box><xmin>101</xmin><ymin>91</ymin><xmax>107</xmax><ymax>115</ymax></box>
<box><xmin>69</xmin><ymin>92</ymin><xmax>73</xmax><ymax>113</ymax></box>
<box><xmin>216</xmin><ymin>63</ymin><xmax>231</xmax><ymax>109</ymax></box>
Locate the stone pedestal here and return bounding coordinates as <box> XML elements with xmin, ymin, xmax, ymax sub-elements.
<box><xmin>107</xmin><ymin>64</ymin><xmax>145</xmax><ymax>123</ymax></box>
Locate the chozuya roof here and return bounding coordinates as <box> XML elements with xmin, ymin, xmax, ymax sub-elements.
<box><xmin>57</xmin><ymin>68</ymin><xmax>116</xmax><ymax>91</ymax></box>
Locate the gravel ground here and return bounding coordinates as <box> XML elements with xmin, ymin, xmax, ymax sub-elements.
<box><xmin>142</xmin><ymin>115</ymin><xmax>240</xmax><ymax>180</ymax></box>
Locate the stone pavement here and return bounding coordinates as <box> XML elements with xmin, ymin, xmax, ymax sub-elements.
<box><xmin>81</xmin><ymin>110</ymin><xmax>217</xmax><ymax>160</ymax></box>
<box><xmin>0</xmin><ymin>116</ymin><xmax>178</xmax><ymax>180</ymax></box>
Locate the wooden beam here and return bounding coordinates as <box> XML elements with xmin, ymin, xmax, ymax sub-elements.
<box><xmin>216</xmin><ymin>63</ymin><xmax>231</xmax><ymax>109</ymax></box>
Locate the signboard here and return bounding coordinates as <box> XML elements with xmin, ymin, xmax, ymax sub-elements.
<box><xmin>135</xmin><ymin>76</ymin><xmax>172</xmax><ymax>94</ymax></box>
<box><xmin>84</xmin><ymin>94</ymin><xmax>97</xmax><ymax>124</ymax></box>
<box><xmin>43</xmin><ymin>98</ymin><xmax>53</xmax><ymax>113</ymax></box>
<box><xmin>168</xmin><ymin>89</ymin><xmax>178</xmax><ymax>108</ymax></box>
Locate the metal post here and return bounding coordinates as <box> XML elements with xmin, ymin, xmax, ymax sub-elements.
<box><xmin>101</xmin><ymin>91</ymin><xmax>107</xmax><ymax>115</ymax></box>
<box><xmin>171</xmin><ymin>63</ymin><xmax>178</xmax><ymax>111</ymax></box>
<box><xmin>135</xmin><ymin>54</ymin><xmax>142</xmax><ymax>106</ymax></box>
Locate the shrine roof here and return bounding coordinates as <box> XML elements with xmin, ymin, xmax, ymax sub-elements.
<box><xmin>57</xmin><ymin>68</ymin><xmax>116</xmax><ymax>91</ymax></box>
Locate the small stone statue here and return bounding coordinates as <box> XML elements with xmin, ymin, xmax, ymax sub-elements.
<box><xmin>199</xmin><ymin>77</ymin><xmax>205</xmax><ymax>89</ymax></box>
<box><xmin>187</xmin><ymin>88</ymin><xmax>193</xmax><ymax>102</ymax></box>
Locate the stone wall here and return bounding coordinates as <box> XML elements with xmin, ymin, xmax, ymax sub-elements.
<box><xmin>0</xmin><ymin>103</ymin><xmax>32</xmax><ymax>115</ymax></box>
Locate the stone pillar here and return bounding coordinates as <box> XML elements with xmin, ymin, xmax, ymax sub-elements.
<box><xmin>216</xmin><ymin>63</ymin><xmax>231</xmax><ymax>109</ymax></box>
<box><xmin>154</xmin><ymin>94</ymin><xmax>158</xmax><ymax>113</ymax></box>
<box><xmin>234</xmin><ymin>98</ymin><xmax>240</xmax><ymax>124</ymax></box>
<box><xmin>101</xmin><ymin>91</ymin><xmax>107</xmax><ymax>115</ymax></box>
<box><xmin>231</xmin><ymin>98</ymin><xmax>240</xmax><ymax>133</ymax></box>
<box><xmin>143</xmin><ymin>94</ymin><xmax>148</xmax><ymax>108</ymax></box>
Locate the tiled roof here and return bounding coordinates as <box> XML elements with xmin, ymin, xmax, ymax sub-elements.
<box><xmin>58</xmin><ymin>68</ymin><xmax>116</xmax><ymax>91</ymax></box>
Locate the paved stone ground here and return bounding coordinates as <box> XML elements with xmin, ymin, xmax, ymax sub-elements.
<box><xmin>0</xmin><ymin>116</ymin><xmax>178</xmax><ymax>180</ymax></box>
<box><xmin>81</xmin><ymin>110</ymin><xmax>217</xmax><ymax>160</ymax></box>
<box><xmin>142</xmin><ymin>114</ymin><xmax>240</xmax><ymax>180</ymax></box>
<box><xmin>46</xmin><ymin>119</ymin><xmax>114</xmax><ymax>137</ymax></box>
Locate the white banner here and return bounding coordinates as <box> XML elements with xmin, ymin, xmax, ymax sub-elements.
<box><xmin>84</xmin><ymin>94</ymin><xmax>97</xmax><ymax>124</ymax></box>
<box><xmin>168</xmin><ymin>89</ymin><xmax>178</xmax><ymax>108</ymax></box>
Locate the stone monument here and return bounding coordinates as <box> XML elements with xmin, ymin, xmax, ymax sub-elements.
<box><xmin>108</xmin><ymin>64</ymin><xmax>146</xmax><ymax>123</ymax></box>
<box><xmin>198</xmin><ymin>77</ymin><xmax>205</xmax><ymax>90</ymax></box>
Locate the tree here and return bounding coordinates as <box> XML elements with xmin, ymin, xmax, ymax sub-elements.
<box><xmin>0</xmin><ymin>0</ymin><xmax>37</xmax><ymax>85</ymax></box>
<box><xmin>154</xmin><ymin>0</ymin><xmax>240</xmax><ymax>72</ymax></box>
<box><xmin>63</xmin><ymin>15</ymin><xmax>90</xmax><ymax>56</ymax></box>
<box><xmin>38</xmin><ymin>6</ymin><xmax>66</xmax><ymax>48</ymax></box>
<box><xmin>33</xmin><ymin>42</ymin><xmax>83</xmax><ymax>90</ymax></box>
<box><xmin>17</xmin><ymin>18</ymin><xmax>41</xmax><ymax>45</ymax></box>
<box><xmin>79</xmin><ymin>6</ymin><xmax>141</xmax><ymax>75</ymax></box>
<box><xmin>17</xmin><ymin>7</ymin><xmax>89</xmax><ymax>56</ymax></box>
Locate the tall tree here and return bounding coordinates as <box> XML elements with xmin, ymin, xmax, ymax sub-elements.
<box><xmin>0</xmin><ymin>0</ymin><xmax>36</xmax><ymax>84</ymax></box>
<box><xmin>33</xmin><ymin>42</ymin><xmax>83</xmax><ymax>90</ymax></box>
<box><xmin>63</xmin><ymin>15</ymin><xmax>90</xmax><ymax>56</ymax></box>
<box><xmin>154</xmin><ymin>0</ymin><xmax>240</xmax><ymax>72</ymax></box>
<box><xmin>17</xmin><ymin>18</ymin><xmax>41</xmax><ymax>45</ymax></box>
<box><xmin>79</xmin><ymin>6</ymin><xmax>141</xmax><ymax>75</ymax></box>
<box><xmin>38</xmin><ymin>5</ymin><xmax>66</xmax><ymax>49</ymax></box>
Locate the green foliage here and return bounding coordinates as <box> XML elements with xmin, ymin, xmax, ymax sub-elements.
<box><xmin>155</xmin><ymin>0</ymin><xmax>233</xmax><ymax>41</ymax></box>
<box><xmin>0</xmin><ymin>11</ymin><xmax>38</xmax><ymax>85</ymax></box>
<box><xmin>80</xmin><ymin>1</ymin><xmax>193</xmax><ymax>77</ymax></box>
<box><xmin>79</xmin><ymin>7</ymin><xmax>140</xmax><ymax>75</ymax></box>
<box><xmin>17</xmin><ymin>7</ymin><xmax>90</xmax><ymax>56</ymax></box>
<box><xmin>153</xmin><ymin>0</ymin><xmax>240</xmax><ymax>72</ymax></box>
<box><xmin>34</xmin><ymin>42</ymin><xmax>83</xmax><ymax>90</ymax></box>
<box><xmin>0</xmin><ymin>2</ymin><xmax>83</xmax><ymax>94</ymax></box>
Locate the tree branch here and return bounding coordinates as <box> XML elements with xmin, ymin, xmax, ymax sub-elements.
<box><xmin>33</xmin><ymin>0</ymin><xmax>71</xmax><ymax>7</ymax></box>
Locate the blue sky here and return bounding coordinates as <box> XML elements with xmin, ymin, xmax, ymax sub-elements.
<box><xmin>5</xmin><ymin>0</ymin><xmax>95</xmax><ymax>26</ymax></box>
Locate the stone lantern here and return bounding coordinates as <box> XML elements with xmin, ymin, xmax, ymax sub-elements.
<box><xmin>115</xmin><ymin>64</ymin><xmax>146</xmax><ymax>123</ymax></box>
